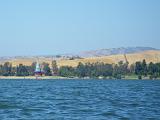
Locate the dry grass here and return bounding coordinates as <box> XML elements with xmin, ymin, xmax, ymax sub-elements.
<box><xmin>1</xmin><ymin>50</ymin><xmax>160</xmax><ymax>67</ymax></box>
<box><xmin>107</xmin><ymin>50</ymin><xmax>160</xmax><ymax>64</ymax></box>
<box><xmin>57</xmin><ymin>57</ymin><xmax>114</xmax><ymax>67</ymax></box>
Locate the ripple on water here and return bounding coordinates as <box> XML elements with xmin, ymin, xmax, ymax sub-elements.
<box><xmin>0</xmin><ymin>101</ymin><xmax>19</xmax><ymax>110</ymax></box>
<box><xmin>0</xmin><ymin>79</ymin><xmax>159</xmax><ymax>120</ymax></box>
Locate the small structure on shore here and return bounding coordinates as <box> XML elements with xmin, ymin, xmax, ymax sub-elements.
<box><xmin>34</xmin><ymin>62</ymin><xmax>44</xmax><ymax>78</ymax></box>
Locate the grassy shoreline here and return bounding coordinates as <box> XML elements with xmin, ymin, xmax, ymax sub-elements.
<box><xmin>0</xmin><ymin>76</ymin><xmax>65</xmax><ymax>80</ymax></box>
<box><xmin>0</xmin><ymin>76</ymin><xmax>160</xmax><ymax>80</ymax></box>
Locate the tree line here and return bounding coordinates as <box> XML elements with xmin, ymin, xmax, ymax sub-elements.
<box><xmin>0</xmin><ymin>62</ymin><xmax>53</xmax><ymax>76</ymax></box>
<box><xmin>0</xmin><ymin>60</ymin><xmax>160</xmax><ymax>79</ymax></box>
<box><xmin>58</xmin><ymin>59</ymin><xmax>160</xmax><ymax>79</ymax></box>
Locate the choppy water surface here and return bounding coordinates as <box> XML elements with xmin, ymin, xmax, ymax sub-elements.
<box><xmin>0</xmin><ymin>79</ymin><xmax>160</xmax><ymax>120</ymax></box>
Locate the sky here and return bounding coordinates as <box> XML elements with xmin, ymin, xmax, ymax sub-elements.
<box><xmin>0</xmin><ymin>0</ymin><xmax>160</xmax><ymax>56</ymax></box>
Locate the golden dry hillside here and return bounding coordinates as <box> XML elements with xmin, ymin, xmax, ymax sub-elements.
<box><xmin>1</xmin><ymin>50</ymin><xmax>160</xmax><ymax>67</ymax></box>
<box><xmin>57</xmin><ymin>57</ymin><xmax>114</xmax><ymax>67</ymax></box>
<box><xmin>106</xmin><ymin>50</ymin><xmax>160</xmax><ymax>65</ymax></box>
<box><xmin>57</xmin><ymin>50</ymin><xmax>160</xmax><ymax>67</ymax></box>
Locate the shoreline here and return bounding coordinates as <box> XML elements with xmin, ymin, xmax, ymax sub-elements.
<box><xmin>0</xmin><ymin>76</ymin><xmax>160</xmax><ymax>80</ymax></box>
<box><xmin>0</xmin><ymin>76</ymin><xmax>66</xmax><ymax>80</ymax></box>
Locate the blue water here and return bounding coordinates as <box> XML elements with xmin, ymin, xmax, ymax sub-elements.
<box><xmin>0</xmin><ymin>79</ymin><xmax>160</xmax><ymax>120</ymax></box>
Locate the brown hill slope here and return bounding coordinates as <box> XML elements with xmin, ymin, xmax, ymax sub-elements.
<box><xmin>106</xmin><ymin>50</ymin><xmax>160</xmax><ymax>64</ymax></box>
<box><xmin>1</xmin><ymin>50</ymin><xmax>160</xmax><ymax>67</ymax></box>
<box><xmin>58</xmin><ymin>50</ymin><xmax>160</xmax><ymax>67</ymax></box>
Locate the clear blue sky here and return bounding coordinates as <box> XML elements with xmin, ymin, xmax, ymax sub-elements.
<box><xmin>0</xmin><ymin>0</ymin><xmax>160</xmax><ymax>56</ymax></box>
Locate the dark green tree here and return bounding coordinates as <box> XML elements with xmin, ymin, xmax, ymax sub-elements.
<box><xmin>129</xmin><ymin>64</ymin><xmax>135</xmax><ymax>75</ymax></box>
<box><xmin>51</xmin><ymin>60</ymin><xmax>58</xmax><ymax>75</ymax></box>
<box><xmin>16</xmin><ymin>64</ymin><xmax>29</xmax><ymax>76</ymax></box>
<box><xmin>142</xmin><ymin>59</ymin><xmax>147</xmax><ymax>76</ymax></box>
<box><xmin>58</xmin><ymin>66</ymin><xmax>75</xmax><ymax>77</ymax></box>
<box><xmin>76</xmin><ymin>62</ymin><xmax>86</xmax><ymax>77</ymax></box>
<box><xmin>135</xmin><ymin>61</ymin><xmax>143</xmax><ymax>75</ymax></box>
<box><xmin>148</xmin><ymin>62</ymin><xmax>158</xmax><ymax>79</ymax></box>
<box><xmin>42</xmin><ymin>62</ymin><xmax>52</xmax><ymax>76</ymax></box>
<box><xmin>2</xmin><ymin>62</ymin><xmax>12</xmax><ymax>76</ymax></box>
<box><xmin>0</xmin><ymin>65</ymin><xmax>3</xmax><ymax>76</ymax></box>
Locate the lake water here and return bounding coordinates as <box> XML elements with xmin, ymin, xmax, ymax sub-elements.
<box><xmin>0</xmin><ymin>79</ymin><xmax>160</xmax><ymax>120</ymax></box>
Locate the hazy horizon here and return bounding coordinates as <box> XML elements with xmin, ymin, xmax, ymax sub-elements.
<box><xmin>0</xmin><ymin>0</ymin><xmax>160</xmax><ymax>56</ymax></box>
<box><xmin>0</xmin><ymin>46</ymin><xmax>158</xmax><ymax>58</ymax></box>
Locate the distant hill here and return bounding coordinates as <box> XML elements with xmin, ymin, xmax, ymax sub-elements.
<box><xmin>0</xmin><ymin>47</ymin><xmax>160</xmax><ymax>67</ymax></box>
<box><xmin>76</xmin><ymin>47</ymin><xmax>158</xmax><ymax>57</ymax></box>
<box><xmin>57</xmin><ymin>50</ymin><xmax>160</xmax><ymax>67</ymax></box>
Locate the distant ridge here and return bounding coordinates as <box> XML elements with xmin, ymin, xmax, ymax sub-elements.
<box><xmin>77</xmin><ymin>47</ymin><xmax>158</xmax><ymax>58</ymax></box>
<box><xmin>0</xmin><ymin>47</ymin><xmax>159</xmax><ymax>60</ymax></box>
<box><xmin>0</xmin><ymin>47</ymin><xmax>160</xmax><ymax>67</ymax></box>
